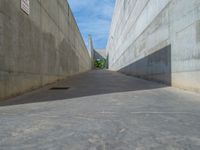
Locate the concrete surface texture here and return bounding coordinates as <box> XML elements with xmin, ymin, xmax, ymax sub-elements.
<box><xmin>107</xmin><ymin>0</ymin><xmax>200</xmax><ymax>93</ymax></box>
<box><xmin>0</xmin><ymin>0</ymin><xmax>91</xmax><ymax>100</ymax></box>
<box><xmin>0</xmin><ymin>70</ymin><xmax>200</xmax><ymax>149</ymax></box>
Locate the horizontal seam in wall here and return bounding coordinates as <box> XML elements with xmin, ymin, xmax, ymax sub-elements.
<box><xmin>65</xmin><ymin>2</ymin><xmax>88</xmax><ymax>53</ymax></box>
<box><xmin>114</xmin><ymin>40</ymin><xmax>170</xmax><ymax>69</ymax></box>
<box><xmin>34</xmin><ymin>0</ymin><xmax>90</xmax><ymax>59</ymax></box>
<box><xmin>40</xmin><ymin>2</ymin><xmax>89</xmax><ymax>60</ymax></box>
<box><xmin>110</xmin><ymin>1</ymin><xmax>172</xmax><ymax>67</ymax></box>
<box><xmin>36</xmin><ymin>1</ymin><xmax>87</xmax><ymax>56</ymax></box>
<box><xmin>113</xmin><ymin>0</ymin><xmax>149</xmax><ymax>47</ymax></box>
<box><xmin>110</xmin><ymin>0</ymin><xmax>150</xmax><ymax>61</ymax></box>
<box><xmin>57</xmin><ymin>0</ymin><xmax>89</xmax><ymax>57</ymax></box>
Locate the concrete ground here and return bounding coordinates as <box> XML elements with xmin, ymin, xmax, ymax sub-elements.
<box><xmin>0</xmin><ymin>70</ymin><xmax>200</xmax><ymax>150</ymax></box>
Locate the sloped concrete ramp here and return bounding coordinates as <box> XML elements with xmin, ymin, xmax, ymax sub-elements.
<box><xmin>0</xmin><ymin>70</ymin><xmax>200</xmax><ymax>149</ymax></box>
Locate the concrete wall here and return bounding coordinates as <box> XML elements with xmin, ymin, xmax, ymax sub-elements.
<box><xmin>0</xmin><ymin>0</ymin><xmax>91</xmax><ymax>100</ymax></box>
<box><xmin>107</xmin><ymin>0</ymin><xmax>200</xmax><ymax>92</ymax></box>
<box><xmin>94</xmin><ymin>49</ymin><xmax>106</xmax><ymax>60</ymax></box>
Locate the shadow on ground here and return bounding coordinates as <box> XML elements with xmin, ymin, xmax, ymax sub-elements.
<box><xmin>0</xmin><ymin>70</ymin><xmax>168</xmax><ymax>106</ymax></box>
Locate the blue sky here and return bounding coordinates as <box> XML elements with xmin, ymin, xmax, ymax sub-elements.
<box><xmin>67</xmin><ymin>0</ymin><xmax>115</xmax><ymax>49</ymax></box>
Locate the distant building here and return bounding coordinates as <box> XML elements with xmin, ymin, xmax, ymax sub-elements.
<box><xmin>94</xmin><ymin>49</ymin><xmax>106</xmax><ymax>60</ymax></box>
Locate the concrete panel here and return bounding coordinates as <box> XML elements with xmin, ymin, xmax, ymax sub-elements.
<box><xmin>120</xmin><ymin>45</ymin><xmax>171</xmax><ymax>85</ymax></box>
<box><xmin>172</xmin><ymin>71</ymin><xmax>200</xmax><ymax>93</ymax></box>
<box><xmin>0</xmin><ymin>0</ymin><xmax>91</xmax><ymax>100</ymax></box>
<box><xmin>107</xmin><ymin>0</ymin><xmax>200</xmax><ymax>93</ymax></box>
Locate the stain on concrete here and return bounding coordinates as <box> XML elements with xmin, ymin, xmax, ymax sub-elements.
<box><xmin>107</xmin><ymin>0</ymin><xmax>200</xmax><ymax>93</ymax></box>
<box><xmin>0</xmin><ymin>0</ymin><xmax>91</xmax><ymax>100</ymax></box>
<box><xmin>0</xmin><ymin>70</ymin><xmax>200</xmax><ymax>149</ymax></box>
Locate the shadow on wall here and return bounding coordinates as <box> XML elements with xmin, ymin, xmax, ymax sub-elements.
<box><xmin>0</xmin><ymin>70</ymin><xmax>168</xmax><ymax>106</ymax></box>
<box><xmin>0</xmin><ymin>1</ymin><xmax>90</xmax><ymax>101</ymax></box>
<box><xmin>119</xmin><ymin>45</ymin><xmax>172</xmax><ymax>85</ymax></box>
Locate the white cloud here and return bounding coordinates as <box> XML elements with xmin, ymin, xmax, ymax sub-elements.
<box><xmin>67</xmin><ymin>0</ymin><xmax>115</xmax><ymax>49</ymax></box>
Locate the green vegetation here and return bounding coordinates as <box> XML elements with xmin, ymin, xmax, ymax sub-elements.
<box><xmin>94</xmin><ymin>59</ymin><xmax>107</xmax><ymax>69</ymax></box>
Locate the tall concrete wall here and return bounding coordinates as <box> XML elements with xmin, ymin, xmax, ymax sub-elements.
<box><xmin>107</xmin><ymin>0</ymin><xmax>200</xmax><ymax>92</ymax></box>
<box><xmin>0</xmin><ymin>0</ymin><xmax>91</xmax><ymax>100</ymax></box>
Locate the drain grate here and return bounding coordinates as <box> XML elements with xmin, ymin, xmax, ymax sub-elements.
<box><xmin>50</xmin><ymin>87</ymin><xmax>70</xmax><ymax>90</ymax></box>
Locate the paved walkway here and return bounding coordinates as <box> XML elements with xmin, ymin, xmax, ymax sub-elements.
<box><xmin>0</xmin><ymin>70</ymin><xmax>200</xmax><ymax>150</ymax></box>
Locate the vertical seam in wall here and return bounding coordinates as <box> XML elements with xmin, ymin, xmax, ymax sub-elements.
<box><xmin>37</xmin><ymin>0</ymin><xmax>90</xmax><ymax>60</ymax></box>
<box><xmin>168</xmin><ymin>1</ymin><xmax>172</xmax><ymax>78</ymax></box>
<box><xmin>107</xmin><ymin>0</ymin><xmax>118</xmax><ymax>43</ymax></box>
<box><xmin>110</xmin><ymin>0</ymin><xmax>150</xmax><ymax>65</ymax></box>
<box><xmin>39</xmin><ymin>0</ymin><xmax>43</xmax><ymax>85</ymax></box>
<box><xmin>110</xmin><ymin>1</ymin><xmax>172</xmax><ymax>68</ymax></box>
<box><xmin>114</xmin><ymin>0</ymin><xmax>149</xmax><ymax>45</ymax></box>
<box><xmin>0</xmin><ymin>12</ymin><xmax>2</xmax><ymax>52</ymax></box>
<box><xmin>37</xmin><ymin>2</ymin><xmax>64</xmax><ymax>36</ymax></box>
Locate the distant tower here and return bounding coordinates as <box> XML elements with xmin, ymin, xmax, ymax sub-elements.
<box><xmin>88</xmin><ymin>34</ymin><xmax>94</xmax><ymax>66</ymax></box>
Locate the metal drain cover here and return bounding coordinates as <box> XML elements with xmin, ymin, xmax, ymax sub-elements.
<box><xmin>50</xmin><ymin>87</ymin><xmax>70</xmax><ymax>90</ymax></box>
